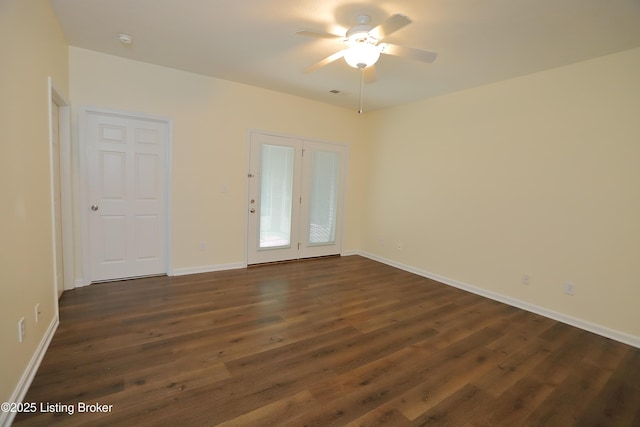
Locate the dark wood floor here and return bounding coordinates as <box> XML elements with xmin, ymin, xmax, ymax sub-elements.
<box><xmin>13</xmin><ymin>255</ymin><xmax>640</xmax><ymax>426</ymax></box>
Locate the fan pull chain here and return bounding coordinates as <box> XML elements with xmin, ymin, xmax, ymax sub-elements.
<box><xmin>358</xmin><ymin>68</ymin><xmax>365</xmax><ymax>114</ymax></box>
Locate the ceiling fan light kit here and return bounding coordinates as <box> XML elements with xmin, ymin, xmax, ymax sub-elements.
<box><xmin>344</xmin><ymin>41</ymin><xmax>380</xmax><ymax>69</ymax></box>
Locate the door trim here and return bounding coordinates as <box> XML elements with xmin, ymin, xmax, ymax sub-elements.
<box><xmin>47</xmin><ymin>78</ymin><xmax>72</xmax><ymax>308</ymax></box>
<box><xmin>245</xmin><ymin>129</ymin><xmax>349</xmax><ymax>265</ymax></box>
<box><xmin>78</xmin><ymin>106</ymin><xmax>173</xmax><ymax>285</ymax></box>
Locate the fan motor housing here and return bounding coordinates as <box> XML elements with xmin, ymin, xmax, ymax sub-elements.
<box><xmin>346</xmin><ymin>25</ymin><xmax>374</xmax><ymax>41</ymax></box>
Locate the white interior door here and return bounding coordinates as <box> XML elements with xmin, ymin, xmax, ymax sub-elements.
<box><xmin>247</xmin><ymin>132</ymin><xmax>346</xmax><ymax>265</ymax></box>
<box><xmin>86</xmin><ymin>112</ymin><xmax>168</xmax><ymax>282</ymax></box>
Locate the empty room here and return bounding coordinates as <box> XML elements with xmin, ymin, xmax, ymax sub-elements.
<box><xmin>1</xmin><ymin>0</ymin><xmax>639</xmax><ymax>426</ymax></box>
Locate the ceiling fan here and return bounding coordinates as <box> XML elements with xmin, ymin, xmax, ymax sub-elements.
<box><xmin>297</xmin><ymin>13</ymin><xmax>438</xmax><ymax>112</ymax></box>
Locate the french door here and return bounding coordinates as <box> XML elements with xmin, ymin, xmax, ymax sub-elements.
<box><xmin>247</xmin><ymin>132</ymin><xmax>346</xmax><ymax>264</ymax></box>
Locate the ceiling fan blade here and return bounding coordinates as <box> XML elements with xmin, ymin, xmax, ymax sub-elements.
<box><xmin>379</xmin><ymin>43</ymin><xmax>438</xmax><ymax>63</ymax></box>
<box><xmin>296</xmin><ymin>30</ymin><xmax>343</xmax><ymax>40</ymax></box>
<box><xmin>304</xmin><ymin>50</ymin><xmax>346</xmax><ymax>73</ymax></box>
<box><xmin>369</xmin><ymin>14</ymin><xmax>412</xmax><ymax>40</ymax></box>
<box><xmin>363</xmin><ymin>65</ymin><xmax>377</xmax><ymax>84</ymax></box>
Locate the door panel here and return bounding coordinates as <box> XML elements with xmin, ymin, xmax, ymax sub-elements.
<box><xmin>135</xmin><ymin>215</ymin><xmax>161</xmax><ymax>260</ymax></box>
<box><xmin>247</xmin><ymin>133</ymin><xmax>346</xmax><ymax>264</ymax></box>
<box><xmin>87</xmin><ymin>112</ymin><xmax>167</xmax><ymax>281</ymax></box>
<box><xmin>100</xmin><ymin>151</ymin><xmax>126</xmax><ymax>198</ymax></box>
<box><xmin>136</xmin><ymin>153</ymin><xmax>160</xmax><ymax>199</ymax></box>
<box><xmin>100</xmin><ymin>216</ymin><xmax>126</xmax><ymax>262</ymax></box>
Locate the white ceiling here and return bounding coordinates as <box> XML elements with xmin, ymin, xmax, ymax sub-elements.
<box><xmin>50</xmin><ymin>0</ymin><xmax>640</xmax><ymax>112</ymax></box>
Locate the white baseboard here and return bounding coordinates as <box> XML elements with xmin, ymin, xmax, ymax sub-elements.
<box><xmin>341</xmin><ymin>249</ymin><xmax>360</xmax><ymax>256</ymax></box>
<box><xmin>1</xmin><ymin>316</ymin><xmax>59</xmax><ymax>427</ymax></box>
<box><xmin>74</xmin><ymin>277</ymin><xmax>90</xmax><ymax>288</ymax></box>
<box><xmin>358</xmin><ymin>251</ymin><xmax>640</xmax><ymax>349</ymax></box>
<box><xmin>172</xmin><ymin>262</ymin><xmax>246</xmax><ymax>276</ymax></box>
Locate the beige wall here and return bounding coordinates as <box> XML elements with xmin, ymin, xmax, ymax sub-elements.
<box><xmin>68</xmin><ymin>47</ymin><xmax>365</xmax><ymax>274</ymax></box>
<box><xmin>362</xmin><ymin>47</ymin><xmax>640</xmax><ymax>339</ymax></box>
<box><xmin>0</xmin><ymin>0</ymin><xmax>69</xmax><ymax>406</ymax></box>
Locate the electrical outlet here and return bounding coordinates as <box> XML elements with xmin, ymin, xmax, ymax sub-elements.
<box><xmin>199</xmin><ymin>241</ymin><xmax>207</xmax><ymax>251</ymax></box>
<box><xmin>564</xmin><ymin>282</ymin><xmax>575</xmax><ymax>296</ymax></box>
<box><xmin>522</xmin><ymin>274</ymin><xmax>530</xmax><ymax>285</ymax></box>
<box><xmin>35</xmin><ymin>304</ymin><xmax>40</xmax><ymax>323</ymax></box>
<box><xmin>18</xmin><ymin>317</ymin><xmax>25</xmax><ymax>343</ymax></box>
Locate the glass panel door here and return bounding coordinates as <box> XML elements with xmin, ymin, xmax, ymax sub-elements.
<box><xmin>247</xmin><ymin>133</ymin><xmax>301</xmax><ymax>264</ymax></box>
<box><xmin>299</xmin><ymin>141</ymin><xmax>346</xmax><ymax>259</ymax></box>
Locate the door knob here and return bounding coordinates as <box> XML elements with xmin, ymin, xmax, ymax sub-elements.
<box><xmin>250</xmin><ymin>208</ymin><xmax>256</xmax><ymax>213</ymax></box>
<box><xmin>91</xmin><ymin>204</ymin><xmax>99</xmax><ymax>211</ymax></box>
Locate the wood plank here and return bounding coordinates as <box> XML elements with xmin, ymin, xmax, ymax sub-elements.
<box><xmin>477</xmin><ymin>375</ymin><xmax>555</xmax><ymax>426</ymax></box>
<box><xmin>410</xmin><ymin>384</ymin><xmax>493</xmax><ymax>427</ymax></box>
<box><xmin>215</xmin><ymin>390</ymin><xmax>321</xmax><ymax>427</ymax></box>
<box><xmin>522</xmin><ymin>358</ymin><xmax>613</xmax><ymax>426</ymax></box>
<box><xmin>345</xmin><ymin>407</ymin><xmax>412</xmax><ymax>427</ymax></box>
<box><xmin>388</xmin><ymin>327</ymin><xmax>506</xmax><ymax>420</ymax></box>
<box><xmin>573</xmin><ymin>347</ymin><xmax>640</xmax><ymax>426</ymax></box>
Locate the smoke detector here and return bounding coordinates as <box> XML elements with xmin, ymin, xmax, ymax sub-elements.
<box><xmin>117</xmin><ymin>33</ymin><xmax>133</xmax><ymax>45</ymax></box>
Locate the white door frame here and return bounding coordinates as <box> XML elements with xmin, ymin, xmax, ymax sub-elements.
<box><xmin>48</xmin><ymin>78</ymin><xmax>73</xmax><ymax>306</ymax></box>
<box><xmin>78</xmin><ymin>106</ymin><xmax>173</xmax><ymax>285</ymax></box>
<box><xmin>245</xmin><ymin>129</ymin><xmax>348</xmax><ymax>265</ymax></box>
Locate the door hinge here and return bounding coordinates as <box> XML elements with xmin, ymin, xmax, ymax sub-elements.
<box><xmin>298</xmin><ymin>242</ymin><xmax>301</xmax><ymax>249</ymax></box>
<box><xmin>301</xmin><ymin>149</ymin><xmax>305</xmax><ymax>157</ymax></box>
<box><xmin>299</xmin><ymin>196</ymin><xmax>302</xmax><ymax>204</ymax></box>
